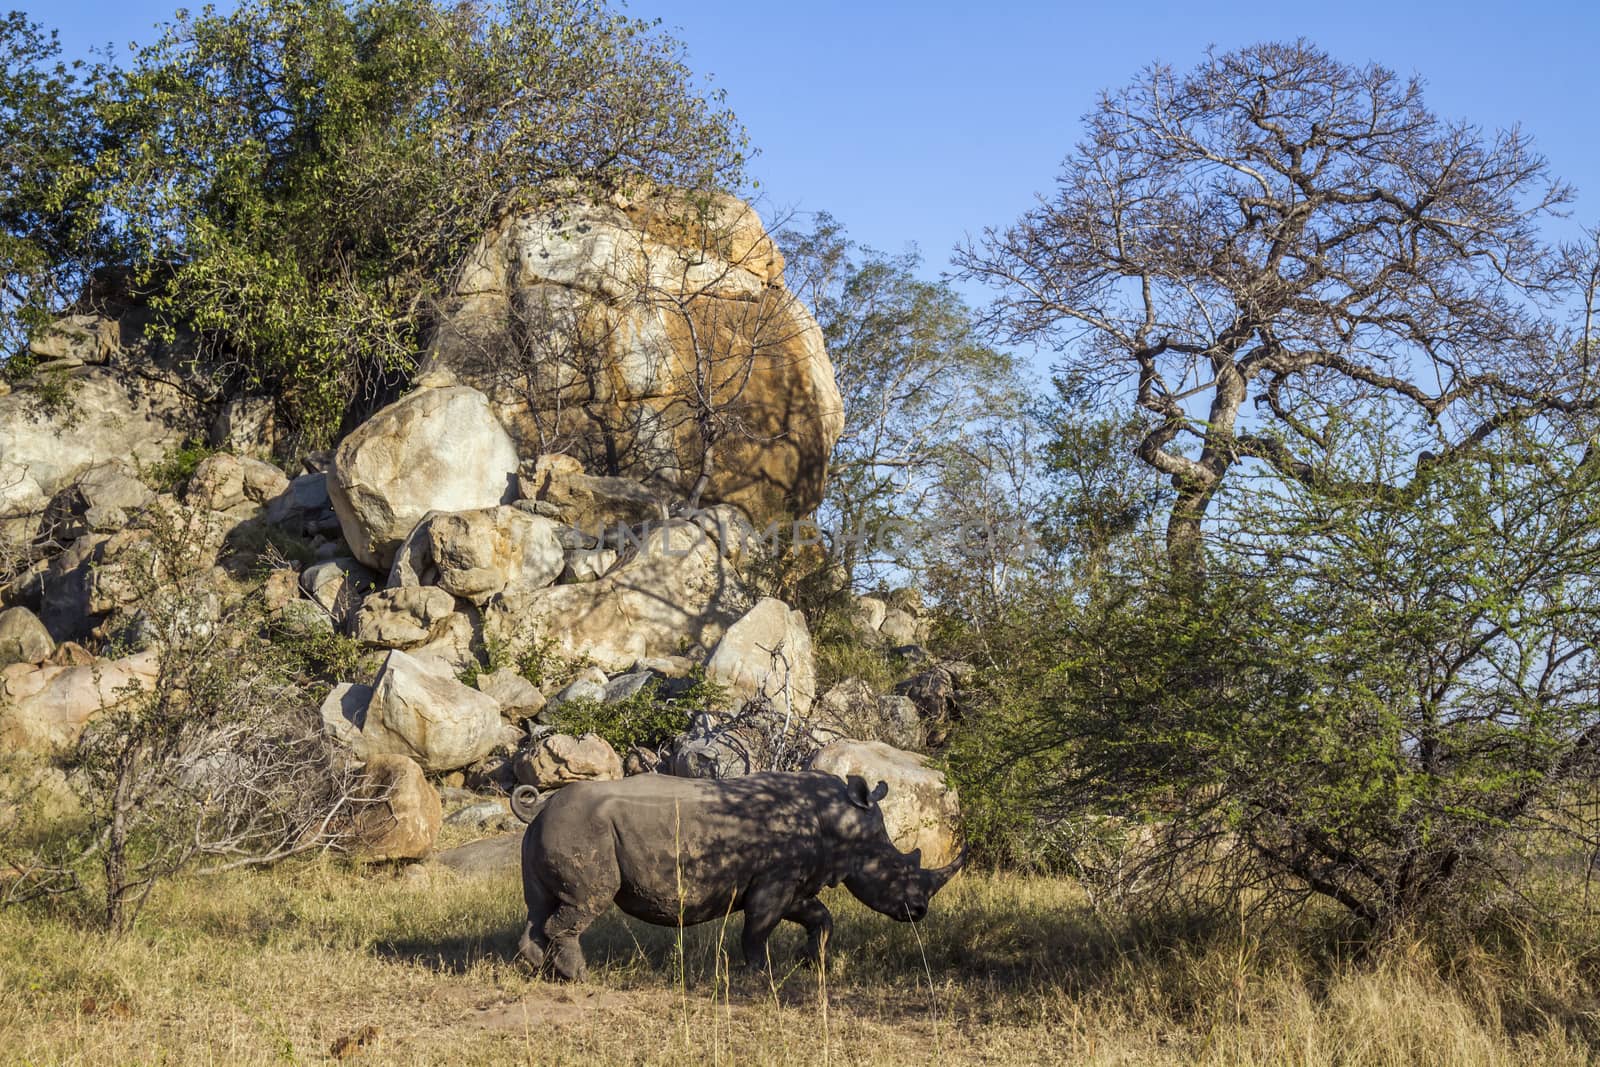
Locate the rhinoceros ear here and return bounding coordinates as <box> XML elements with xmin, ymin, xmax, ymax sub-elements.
<box><xmin>870</xmin><ymin>780</ymin><xmax>889</xmax><ymax>804</ymax></box>
<box><xmin>846</xmin><ymin>775</ymin><xmax>873</xmax><ymax>809</ymax></box>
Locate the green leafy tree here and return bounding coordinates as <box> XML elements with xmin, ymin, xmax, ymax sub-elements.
<box><xmin>0</xmin><ymin>12</ymin><xmax>104</xmax><ymax>367</ymax></box>
<box><xmin>1000</xmin><ymin>420</ymin><xmax>1600</xmax><ymax>928</ymax></box>
<box><xmin>83</xmin><ymin>0</ymin><xmax>746</xmax><ymax>448</ymax></box>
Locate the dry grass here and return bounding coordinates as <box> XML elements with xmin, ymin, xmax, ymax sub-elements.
<box><xmin>1</xmin><ymin>857</ymin><xmax>1598</xmax><ymax>1065</ymax></box>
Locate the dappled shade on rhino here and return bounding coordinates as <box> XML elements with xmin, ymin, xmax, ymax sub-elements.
<box><xmin>516</xmin><ymin>771</ymin><xmax>965</xmax><ymax>980</ymax></box>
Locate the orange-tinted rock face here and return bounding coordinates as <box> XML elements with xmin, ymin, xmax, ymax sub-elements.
<box><xmin>426</xmin><ymin>191</ymin><xmax>843</xmax><ymax>526</ymax></box>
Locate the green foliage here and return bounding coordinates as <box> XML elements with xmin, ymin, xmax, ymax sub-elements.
<box><xmin>228</xmin><ymin>524</ymin><xmax>319</xmax><ymax>569</ymax></box>
<box><xmin>268</xmin><ymin>617</ymin><xmax>366</xmax><ymax>692</ymax></box>
<box><xmin>0</xmin><ymin>12</ymin><xmax>105</xmax><ymax>366</ymax></box>
<box><xmin>955</xmin><ymin>420</ymin><xmax>1600</xmax><ymax>927</ymax></box>
<box><xmin>139</xmin><ymin>441</ymin><xmax>216</xmax><ymax>493</ymax></box>
<box><xmin>16</xmin><ymin>365</ymin><xmax>82</xmax><ymax>424</ymax></box>
<box><xmin>103</xmin><ymin>0</ymin><xmax>745</xmax><ymax>447</ymax></box>
<box><xmin>476</xmin><ymin>629</ymin><xmax>591</xmax><ymax>692</ymax></box>
<box><xmin>809</xmin><ymin>608</ymin><xmax>901</xmax><ymax>693</ymax></box>
<box><xmin>5</xmin><ymin>0</ymin><xmax>746</xmax><ymax>444</ymax></box>
<box><xmin>549</xmin><ymin>670</ymin><xmax>726</xmax><ymax>753</ymax></box>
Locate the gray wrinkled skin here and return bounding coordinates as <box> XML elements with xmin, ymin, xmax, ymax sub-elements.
<box><xmin>516</xmin><ymin>771</ymin><xmax>965</xmax><ymax>980</ymax></box>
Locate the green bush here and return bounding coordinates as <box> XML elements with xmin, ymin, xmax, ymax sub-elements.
<box><xmin>140</xmin><ymin>442</ymin><xmax>216</xmax><ymax>493</ymax></box>
<box><xmin>549</xmin><ymin>671</ymin><xmax>727</xmax><ymax>754</ymax></box>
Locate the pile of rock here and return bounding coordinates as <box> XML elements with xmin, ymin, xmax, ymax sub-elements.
<box><xmin>1</xmin><ymin>194</ymin><xmax>965</xmax><ymax>870</ymax></box>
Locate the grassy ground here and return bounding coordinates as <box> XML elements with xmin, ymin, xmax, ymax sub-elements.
<box><xmin>3</xmin><ymin>852</ymin><xmax>1599</xmax><ymax>1065</ymax></box>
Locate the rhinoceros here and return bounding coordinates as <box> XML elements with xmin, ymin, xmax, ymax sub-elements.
<box><xmin>516</xmin><ymin>770</ymin><xmax>965</xmax><ymax>980</ymax></box>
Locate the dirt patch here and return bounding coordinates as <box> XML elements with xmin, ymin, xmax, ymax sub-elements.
<box><xmin>469</xmin><ymin>985</ymin><xmax>639</xmax><ymax>1031</ymax></box>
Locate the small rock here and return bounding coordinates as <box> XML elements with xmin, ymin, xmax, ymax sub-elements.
<box><xmin>545</xmin><ymin>666</ymin><xmax>608</xmax><ymax>710</ymax></box>
<box><xmin>878</xmin><ymin>609</ymin><xmax>918</xmax><ymax>647</ymax></box>
<box><xmin>633</xmin><ymin>655</ymin><xmax>696</xmax><ymax>679</ymax></box>
<box><xmin>851</xmin><ymin>595</ymin><xmax>888</xmax><ymax>634</ymax></box>
<box><xmin>602</xmin><ymin>670</ymin><xmax>654</xmax><ymax>704</ymax></box>
<box><xmin>623</xmin><ymin>745</ymin><xmax>662</xmax><ymax>776</ymax></box>
<box><xmin>474</xmin><ymin>669</ymin><xmax>546</xmax><ymax>718</ymax></box>
<box><xmin>0</xmin><ymin>607</ymin><xmax>54</xmax><ymax>667</ymax></box>
<box><xmin>513</xmin><ymin>732</ymin><xmax>623</xmax><ymax>788</ymax></box>
<box><xmin>262</xmin><ymin>568</ymin><xmax>301</xmax><ymax>612</ymax></box>
<box><xmin>300</xmin><ymin>558</ymin><xmax>379</xmax><ymax>628</ymax></box>
<box><xmin>443</xmin><ymin>799</ymin><xmax>510</xmax><ymax>828</ymax></box>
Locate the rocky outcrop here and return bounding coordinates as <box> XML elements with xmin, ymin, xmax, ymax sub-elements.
<box><xmin>809</xmin><ymin>740</ymin><xmax>961</xmax><ymax>868</ymax></box>
<box><xmin>811</xmin><ymin>678</ymin><xmax>922</xmax><ymax>750</ymax></box>
<box><xmin>0</xmin><ymin>366</ymin><xmax>202</xmax><ymax>533</ymax></box>
<box><xmin>327</xmin><ymin>385</ymin><xmax>519</xmax><ymax>569</ymax></box>
<box><xmin>321</xmin><ymin>651</ymin><xmax>506</xmax><ymax>773</ymax></box>
<box><xmin>36</xmin><ymin>461</ymin><xmax>152</xmax><ymax>543</ymax></box>
<box><xmin>36</xmin><ymin>501</ymin><xmax>230</xmax><ymax>642</ymax></box>
<box><xmin>704</xmin><ymin>596</ymin><xmax>816</xmax><ymax>717</ymax></box>
<box><xmin>352</xmin><ymin>753</ymin><xmax>442</xmax><ymax>861</ymax></box>
<box><xmin>424</xmin><ymin>191</ymin><xmax>843</xmax><ymax>527</ymax></box>
<box><xmin>517</xmin><ymin>453</ymin><xmax>667</xmax><ymax>535</ymax></box>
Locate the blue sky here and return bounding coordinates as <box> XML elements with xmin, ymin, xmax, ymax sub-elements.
<box><xmin>36</xmin><ymin>0</ymin><xmax>1600</xmax><ymax>273</ymax></box>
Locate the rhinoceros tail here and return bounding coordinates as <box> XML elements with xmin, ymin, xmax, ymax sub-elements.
<box><xmin>511</xmin><ymin>784</ymin><xmax>543</xmax><ymax>823</ymax></box>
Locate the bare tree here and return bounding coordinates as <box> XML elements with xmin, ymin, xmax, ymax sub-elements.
<box><xmin>26</xmin><ymin>502</ymin><xmax>357</xmax><ymax>932</ymax></box>
<box><xmin>958</xmin><ymin>41</ymin><xmax>1587</xmax><ymax>570</ymax></box>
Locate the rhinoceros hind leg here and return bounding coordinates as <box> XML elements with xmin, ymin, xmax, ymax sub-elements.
<box><xmin>542</xmin><ymin>890</ymin><xmax>613</xmax><ymax>982</ymax></box>
<box><xmin>784</xmin><ymin>898</ymin><xmax>833</xmax><ymax>966</ymax></box>
<box><xmin>517</xmin><ymin>875</ymin><xmax>553</xmax><ymax>976</ymax></box>
<box><xmin>516</xmin><ymin>920</ymin><xmax>547</xmax><ymax>975</ymax></box>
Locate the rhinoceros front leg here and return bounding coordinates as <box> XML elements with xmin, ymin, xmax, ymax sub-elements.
<box><xmin>739</xmin><ymin>879</ymin><xmax>798</xmax><ymax>973</ymax></box>
<box><xmin>783</xmin><ymin>898</ymin><xmax>833</xmax><ymax>966</ymax></box>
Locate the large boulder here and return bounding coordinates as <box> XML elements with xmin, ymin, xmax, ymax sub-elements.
<box><xmin>424</xmin><ymin>192</ymin><xmax>843</xmax><ymax>527</ymax></box>
<box><xmin>0</xmin><ymin>367</ymin><xmax>202</xmax><ymax>533</ymax></box>
<box><xmin>0</xmin><ymin>650</ymin><xmax>161</xmax><ymax>756</ymax></box>
<box><xmin>704</xmin><ymin>596</ymin><xmax>816</xmax><ymax>718</ymax></box>
<box><xmin>327</xmin><ymin>384</ymin><xmax>519</xmax><ymax>569</ymax></box>
<box><xmin>0</xmin><ymin>607</ymin><xmax>53</xmax><ymax>668</ymax></box>
<box><xmin>183</xmin><ymin>452</ymin><xmax>289</xmax><ymax>516</ymax></box>
<box><xmin>352</xmin><ymin>753</ymin><xmax>442</xmax><ymax>861</ymax></box>
<box><xmin>513</xmin><ymin>732</ymin><xmax>623</xmax><ymax>789</ymax></box>
<box><xmin>481</xmin><ymin>516</ymin><xmax>746</xmax><ymax>674</ymax></box>
<box><xmin>809</xmin><ymin>740</ymin><xmax>961</xmax><ymax>868</ymax></box>
<box><xmin>400</xmin><ymin>505</ymin><xmax>564</xmax><ymax>605</ymax></box>
<box><xmin>322</xmin><ymin>651</ymin><xmax>505</xmax><ymax>772</ymax></box>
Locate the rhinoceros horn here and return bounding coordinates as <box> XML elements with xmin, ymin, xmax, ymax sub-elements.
<box><xmin>920</xmin><ymin>841</ymin><xmax>970</xmax><ymax>895</ymax></box>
